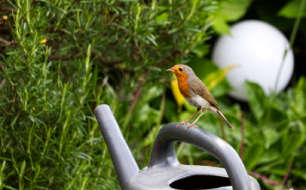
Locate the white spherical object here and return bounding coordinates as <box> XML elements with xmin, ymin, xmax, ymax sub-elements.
<box><xmin>212</xmin><ymin>20</ymin><xmax>294</xmax><ymax>101</ymax></box>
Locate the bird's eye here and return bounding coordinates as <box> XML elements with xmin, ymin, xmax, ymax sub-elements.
<box><xmin>179</xmin><ymin>68</ymin><xmax>183</xmax><ymax>71</ymax></box>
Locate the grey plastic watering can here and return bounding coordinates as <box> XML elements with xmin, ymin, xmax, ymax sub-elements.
<box><xmin>94</xmin><ymin>104</ymin><xmax>260</xmax><ymax>190</ymax></box>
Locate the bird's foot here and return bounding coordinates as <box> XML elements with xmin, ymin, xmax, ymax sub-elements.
<box><xmin>184</xmin><ymin>122</ymin><xmax>198</xmax><ymax>131</ymax></box>
<box><xmin>176</xmin><ymin>121</ymin><xmax>190</xmax><ymax>129</ymax></box>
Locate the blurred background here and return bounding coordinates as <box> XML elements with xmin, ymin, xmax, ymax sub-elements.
<box><xmin>0</xmin><ymin>0</ymin><xmax>305</xmax><ymax>189</ymax></box>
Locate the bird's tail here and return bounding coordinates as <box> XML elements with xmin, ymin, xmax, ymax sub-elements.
<box><xmin>217</xmin><ymin>110</ymin><xmax>233</xmax><ymax>129</ymax></box>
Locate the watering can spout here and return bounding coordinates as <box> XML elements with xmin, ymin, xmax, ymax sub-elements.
<box><xmin>94</xmin><ymin>104</ymin><xmax>139</xmax><ymax>189</ymax></box>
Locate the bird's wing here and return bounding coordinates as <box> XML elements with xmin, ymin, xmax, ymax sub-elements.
<box><xmin>189</xmin><ymin>77</ymin><xmax>221</xmax><ymax>110</ymax></box>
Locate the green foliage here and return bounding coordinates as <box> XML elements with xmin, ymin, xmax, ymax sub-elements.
<box><xmin>1</xmin><ymin>0</ymin><xmax>306</xmax><ymax>189</ymax></box>
<box><xmin>245</xmin><ymin>81</ymin><xmax>267</xmax><ymax>123</ymax></box>
<box><xmin>0</xmin><ymin>0</ymin><xmax>218</xmax><ymax>189</ymax></box>
<box><xmin>278</xmin><ymin>0</ymin><xmax>306</xmax><ymax>18</ymax></box>
<box><xmin>243</xmin><ymin>77</ymin><xmax>306</xmax><ymax>189</ymax></box>
<box><xmin>212</xmin><ymin>0</ymin><xmax>253</xmax><ymax>34</ymax></box>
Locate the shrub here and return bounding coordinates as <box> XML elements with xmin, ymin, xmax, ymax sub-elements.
<box><xmin>0</xmin><ymin>0</ymin><xmax>217</xmax><ymax>189</ymax></box>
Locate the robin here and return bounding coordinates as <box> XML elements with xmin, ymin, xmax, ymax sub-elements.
<box><xmin>167</xmin><ymin>64</ymin><xmax>233</xmax><ymax>131</ymax></box>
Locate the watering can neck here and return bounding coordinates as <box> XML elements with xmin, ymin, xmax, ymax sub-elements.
<box><xmin>148</xmin><ymin>142</ymin><xmax>179</xmax><ymax>168</ymax></box>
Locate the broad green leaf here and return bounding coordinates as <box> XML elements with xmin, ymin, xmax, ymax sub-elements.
<box><xmin>281</xmin><ymin>120</ymin><xmax>305</xmax><ymax>158</ymax></box>
<box><xmin>245</xmin><ymin>81</ymin><xmax>266</xmax><ymax>122</ymax></box>
<box><xmin>263</xmin><ymin>128</ymin><xmax>280</xmax><ymax>149</ymax></box>
<box><xmin>212</xmin><ymin>16</ymin><xmax>231</xmax><ymax>35</ymax></box>
<box><xmin>216</xmin><ymin>0</ymin><xmax>253</xmax><ymax>21</ymax></box>
<box><xmin>278</xmin><ymin>0</ymin><xmax>306</xmax><ymax>18</ymax></box>
<box><xmin>243</xmin><ymin>142</ymin><xmax>264</xmax><ymax>170</ymax></box>
<box><xmin>293</xmin><ymin>76</ymin><xmax>306</xmax><ymax>114</ymax></box>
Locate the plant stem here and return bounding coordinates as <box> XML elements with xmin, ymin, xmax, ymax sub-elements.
<box><xmin>247</xmin><ymin>170</ymin><xmax>280</xmax><ymax>186</ymax></box>
<box><xmin>156</xmin><ymin>89</ymin><xmax>166</xmax><ymax>129</ymax></box>
<box><xmin>123</xmin><ymin>73</ymin><xmax>148</xmax><ymax>140</ymax></box>
<box><xmin>239</xmin><ymin>112</ymin><xmax>245</xmax><ymax>160</ymax></box>
<box><xmin>266</xmin><ymin>0</ymin><xmax>306</xmax><ymax>134</ymax></box>
<box><xmin>282</xmin><ymin>155</ymin><xmax>295</xmax><ymax>187</ymax></box>
<box><xmin>274</xmin><ymin>0</ymin><xmax>305</xmax><ymax>93</ymax></box>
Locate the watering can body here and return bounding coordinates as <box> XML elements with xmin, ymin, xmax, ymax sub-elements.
<box><xmin>127</xmin><ymin>165</ymin><xmax>260</xmax><ymax>190</ymax></box>
<box><xmin>95</xmin><ymin>104</ymin><xmax>261</xmax><ymax>190</ymax></box>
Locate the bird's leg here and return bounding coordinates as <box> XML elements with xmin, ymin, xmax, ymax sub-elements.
<box><xmin>176</xmin><ymin>108</ymin><xmax>200</xmax><ymax>129</ymax></box>
<box><xmin>185</xmin><ymin>110</ymin><xmax>206</xmax><ymax>131</ymax></box>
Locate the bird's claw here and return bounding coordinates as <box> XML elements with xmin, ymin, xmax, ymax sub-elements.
<box><xmin>177</xmin><ymin>121</ymin><xmax>198</xmax><ymax>131</ymax></box>
<box><xmin>176</xmin><ymin>121</ymin><xmax>190</xmax><ymax>129</ymax></box>
<box><xmin>184</xmin><ymin>123</ymin><xmax>198</xmax><ymax>131</ymax></box>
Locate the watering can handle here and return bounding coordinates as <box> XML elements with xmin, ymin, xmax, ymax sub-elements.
<box><xmin>148</xmin><ymin>123</ymin><xmax>252</xmax><ymax>190</ymax></box>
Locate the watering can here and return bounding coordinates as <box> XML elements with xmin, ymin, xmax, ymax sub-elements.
<box><xmin>94</xmin><ymin>104</ymin><xmax>261</xmax><ymax>190</ymax></box>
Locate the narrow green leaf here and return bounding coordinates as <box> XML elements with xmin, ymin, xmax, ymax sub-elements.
<box><xmin>203</xmin><ymin>64</ymin><xmax>236</xmax><ymax>91</ymax></box>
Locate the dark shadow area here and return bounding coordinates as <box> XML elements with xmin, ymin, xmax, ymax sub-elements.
<box><xmin>169</xmin><ymin>175</ymin><xmax>231</xmax><ymax>189</ymax></box>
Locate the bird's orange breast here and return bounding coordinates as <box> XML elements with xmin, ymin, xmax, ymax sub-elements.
<box><xmin>176</xmin><ymin>73</ymin><xmax>190</xmax><ymax>98</ymax></box>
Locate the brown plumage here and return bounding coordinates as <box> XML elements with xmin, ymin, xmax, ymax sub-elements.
<box><xmin>189</xmin><ymin>77</ymin><xmax>221</xmax><ymax>111</ymax></box>
<box><xmin>167</xmin><ymin>64</ymin><xmax>233</xmax><ymax>131</ymax></box>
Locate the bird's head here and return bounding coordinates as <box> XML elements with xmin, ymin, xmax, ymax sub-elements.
<box><xmin>167</xmin><ymin>64</ymin><xmax>195</xmax><ymax>81</ymax></box>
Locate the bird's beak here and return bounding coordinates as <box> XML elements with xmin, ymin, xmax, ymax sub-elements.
<box><xmin>167</xmin><ymin>68</ymin><xmax>174</xmax><ymax>73</ymax></box>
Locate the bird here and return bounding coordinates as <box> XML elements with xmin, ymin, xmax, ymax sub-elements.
<box><xmin>167</xmin><ymin>64</ymin><xmax>233</xmax><ymax>131</ymax></box>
